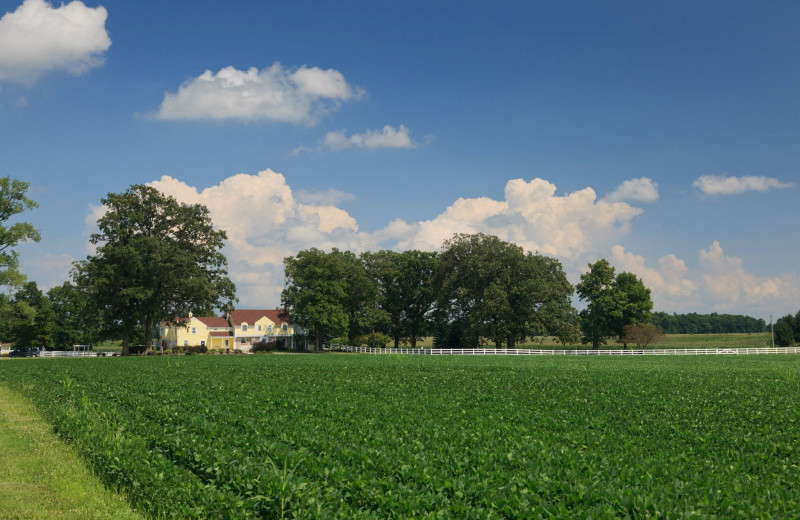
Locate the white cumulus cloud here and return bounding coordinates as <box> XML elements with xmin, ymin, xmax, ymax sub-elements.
<box><xmin>0</xmin><ymin>0</ymin><xmax>110</xmax><ymax>83</ymax></box>
<box><xmin>693</xmin><ymin>174</ymin><xmax>794</xmax><ymax>196</ymax></box>
<box><xmin>610</xmin><ymin>242</ymin><xmax>800</xmax><ymax>316</ymax></box>
<box><xmin>154</xmin><ymin>63</ymin><xmax>362</xmax><ymax>124</ymax></box>
<box><xmin>80</xmin><ymin>170</ymin><xmax>798</xmax><ymax>317</ymax></box>
<box><xmin>322</xmin><ymin>124</ymin><xmax>416</xmax><ymax>151</ymax></box>
<box><xmin>602</xmin><ymin>177</ymin><xmax>659</xmax><ymax>203</ymax></box>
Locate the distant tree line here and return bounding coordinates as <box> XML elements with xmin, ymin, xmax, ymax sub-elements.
<box><xmin>652</xmin><ymin>312</ymin><xmax>767</xmax><ymax>335</ymax></box>
<box><xmin>774</xmin><ymin>311</ymin><xmax>800</xmax><ymax>347</ymax></box>
<box><xmin>282</xmin><ymin>233</ymin><xmax>655</xmax><ymax>351</ymax></box>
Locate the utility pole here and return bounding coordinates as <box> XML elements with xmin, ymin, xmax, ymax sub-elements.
<box><xmin>770</xmin><ymin>315</ymin><xmax>774</xmax><ymax>348</ymax></box>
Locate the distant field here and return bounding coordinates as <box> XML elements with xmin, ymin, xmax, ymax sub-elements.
<box><xmin>1</xmin><ymin>354</ymin><xmax>798</xmax><ymax>518</ymax></box>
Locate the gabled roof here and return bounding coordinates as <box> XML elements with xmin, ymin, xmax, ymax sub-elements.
<box><xmin>229</xmin><ymin>309</ymin><xmax>290</xmax><ymax>326</ymax></box>
<box><xmin>196</xmin><ymin>316</ymin><xmax>230</xmax><ymax>328</ymax></box>
<box><xmin>209</xmin><ymin>331</ymin><xmax>233</xmax><ymax>337</ymax></box>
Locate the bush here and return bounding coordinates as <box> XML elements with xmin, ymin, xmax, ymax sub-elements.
<box><xmin>172</xmin><ymin>345</ymin><xmax>208</xmax><ymax>355</ymax></box>
<box><xmin>251</xmin><ymin>340</ymin><xmax>277</xmax><ymax>353</ymax></box>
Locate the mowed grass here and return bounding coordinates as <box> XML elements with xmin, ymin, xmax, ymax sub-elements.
<box><xmin>1</xmin><ymin>354</ymin><xmax>798</xmax><ymax>518</ymax></box>
<box><xmin>0</xmin><ymin>385</ymin><xmax>144</xmax><ymax>520</ymax></box>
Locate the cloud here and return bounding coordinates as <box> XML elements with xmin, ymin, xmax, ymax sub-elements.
<box><xmin>693</xmin><ymin>174</ymin><xmax>794</xmax><ymax>196</ymax></box>
<box><xmin>0</xmin><ymin>0</ymin><xmax>110</xmax><ymax>84</ymax></box>
<box><xmin>18</xmin><ymin>245</ymin><xmax>75</xmax><ymax>291</ymax></box>
<box><xmin>131</xmin><ymin>173</ymin><xmax>643</xmax><ymax>307</ymax></box>
<box><xmin>602</xmin><ymin>177</ymin><xmax>659</xmax><ymax>203</ymax></box>
<box><xmin>154</xmin><ymin>63</ymin><xmax>362</xmax><ymax>124</ymax></box>
<box><xmin>610</xmin><ymin>242</ymin><xmax>800</xmax><ymax>316</ymax></box>
<box><xmin>322</xmin><ymin>125</ymin><xmax>416</xmax><ymax>151</ymax></box>
<box><xmin>386</xmin><ymin>178</ymin><xmax>644</xmax><ymax>260</ymax></box>
<box><xmin>79</xmin><ymin>170</ymin><xmax>797</xmax><ymax>317</ymax></box>
<box><xmin>294</xmin><ymin>188</ymin><xmax>356</xmax><ymax>206</ymax></box>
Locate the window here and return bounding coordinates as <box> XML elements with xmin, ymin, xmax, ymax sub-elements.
<box><xmin>183</xmin><ymin>340</ymin><xmax>188</xmax><ymax>346</ymax></box>
<box><xmin>242</xmin><ymin>324</ymin><xmax>248</xmax><ymax>332</ymax></box>
<box><xmin>241</xmin><ymin>337</ymin><xmax>246</xmax><ymax>344</ymax></box>
<box><xmin>267</xmin><ymin>325</ymin><xmax>273</xmax><ymax>333</ymax></box>
<box><xmin>225</xmin><ymin>339</ymin><xmax>229</xmax><ymax>347</ymax></box>
<box><xmin>282</xmin><ymin>324</ymin><xmax>288</xmax><ymax>332</ymax></box>
<box><xmin>200</xmin><ymin>341</ymin><xmax>205</xmax><ymax>347</ymax></box>
<box><xmin>191</xmin><ymin>327</ymin><xmax>196</xmax><ymax>334</ymax></box>
<box><xmin>258</xmin><ymin>324</ymin><xmax>262</xmax><ymax>332</ymax></box>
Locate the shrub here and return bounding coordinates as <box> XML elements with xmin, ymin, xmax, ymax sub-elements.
<box><xmin>251</xmin><ymin>340</ymin><xmax>277</xmax><ymax>353</ymax></box>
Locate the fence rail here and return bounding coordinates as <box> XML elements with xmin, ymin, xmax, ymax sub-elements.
<box><xmin>38</xmin><ymin>351</ymin><xmax>102</xmax><ymax>358</ymax></box>
<box><xmin>346</xmin><ymin>346</ymin><xmax>800</xmax><ymax>356</ymax></box>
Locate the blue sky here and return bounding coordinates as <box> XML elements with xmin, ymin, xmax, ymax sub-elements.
<box><xmin>0</xmin><ymin>0</ymin><xmax>797</xmax><ymax>319</ymax></box>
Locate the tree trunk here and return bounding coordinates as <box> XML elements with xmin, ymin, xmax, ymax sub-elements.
<box><xmin>410</xmin><ymin>334</ymin><xmax>417</xmax><ymax>348</ymax></box>
<box><xmin>144</xmin><ymin>315</ymin><xmax>153</xmax><ymax>353</ymax></box>
<box><xmin>122</xmin><ymin>333</ymin><xmax>130</xmax><ymax>356</ymax></box>
<box><xmin>508</xmin><ymin>336</ymin><xmax>516</xmax><ymax>349</ymax></box>
<box><xmin>315</xmin><ymin>326</ymin><xmax>322</xmax><ymax>352</ymax></box>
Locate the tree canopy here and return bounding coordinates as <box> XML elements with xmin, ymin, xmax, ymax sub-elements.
<box><xmin>74</xmin><ymin>185</ymin><xmax>235</xmax><ymax>355</ymax></box>
<box><xmin>576</xmin><ymin>259</ymin><xmax>653</xmax><ymax>349</ymax></box>
<box><xmin>282</xmin><ymin>248</ymin><xmax>350</xmax><ymax>350</ymax></box>
<box><xmin>433</xmin><ymin>233</ymin><xmax>578</xmax><ymax>348</ymax></box>
<box><xmin>0</xmin><ymin>177</ymin><xmax>40</xmax><ymax>288</ymax></box>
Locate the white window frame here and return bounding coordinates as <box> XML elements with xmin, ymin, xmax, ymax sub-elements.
<box><xmin>242</xmin><ymin>324</ymin><xmax>248</xmax><ymax>332</ymax></box>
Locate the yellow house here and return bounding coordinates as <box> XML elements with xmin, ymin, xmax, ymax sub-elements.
<box><xmin>229</xmin><ymin>309</ymin><xmax>295</xmax><ymax>350</ymax></box>
<box><xmin>160</xmin><ymin>310</ymin><xmax>295</xmax><ymax>351</ymax></box>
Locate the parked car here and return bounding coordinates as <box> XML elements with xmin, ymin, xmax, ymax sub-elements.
<box><xmin>8</xmin><ymin>349</ymin><xmax>30</xmax><ymax>358</ymax></box>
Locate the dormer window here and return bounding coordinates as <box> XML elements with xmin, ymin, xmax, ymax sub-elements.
<box><xmin>258</xmin><ymin>324</ymin><xmax>262</xmax><ymax>332</ymax></box>
<box><xmin>242</xmin><ymin>324</ymin><xmax>248</xmax><ymax>332</ymax></box>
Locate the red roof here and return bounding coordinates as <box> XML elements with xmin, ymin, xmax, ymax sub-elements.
<box><xmin>229</xmin><ymin>309</ymin><xmax>290</xmax><ymax>326</ymax></box>
<box><xmin>209</xmin><ymin>331</ymin><xmax>233</xmax><ymax>337</ymax></box>
<box><xmin>196</xmin><ymin>316</ymin><xmax>230</xmax><ymax>328</ymax></box>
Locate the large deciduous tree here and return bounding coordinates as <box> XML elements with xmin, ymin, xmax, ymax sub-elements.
<box><xmin>48</xmin><ymin>281</ymin><xmax>103</xmax><ymax>348</ymax></box>
<box><xmin>433</xmin><ymin>233</ymin><xmax>577</xmax><ymax>348</ymax></box>
<box><xmin>364</xmin><ymin>249</ymin><xmax>438</xmax><ymax>348</ymax></box>
<box><xmin>75</xmin><ymin>185</ymin><xmax>236</xmax><ymax>355</ymax></box>
<box><xmin>576</xmin><ymin>259</ymin><xmax>653</xmax><ymax>349</ymax></box>
<box><xmin>282</xmin><ymin>248</ymin><xmax>350</xmax><ymax>351</ymax></box>
<box><xmin>0</xmin><ymin>177</ymin><xmax>40</xmax><ymax>288</ymax></box>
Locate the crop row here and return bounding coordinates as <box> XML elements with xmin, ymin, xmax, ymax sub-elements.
<box><xmin>1</xmin><ymin>354</ymin><xmax>798</xmax><ymax>518</ymax></box>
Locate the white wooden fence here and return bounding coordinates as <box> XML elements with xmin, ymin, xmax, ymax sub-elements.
<box><xmin>346</xmin><ymin>346</ymin><xmax>800</xmax><ymax>356</ymax></box>
<box><xmin>38</xmin><ymin>351</ymin><xmax>103</xmax><ymax>358</ymax></box>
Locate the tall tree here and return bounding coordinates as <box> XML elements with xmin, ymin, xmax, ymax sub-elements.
<box><xmin>75</xmin><ymin>185</ymin><xmax>235</xmax><ymax>355</ymax></box>
<box><xmin>433</xmin><ymin>233</ymin><xmax>577</xmax><ymax>348</ymax></box>
<box><xmin>0</xmin><ymin>177</ymin><xmax>40</xmax><ymax>288</ymax></box>
<box><xmin>576</xmin><ymin>260</ymin><xmax>653</xmax><ymax>349</ymax></box>
<box><xmin>611</xmin><ymin>271</ymin><xmax>653</xmax><ymax>348</ymax></box>
<box><xmin>364</xmin><ymin>250</ymin><xmax>438</xmax><ymax>348</ymax></box>
<box><xmin>8</xmin><ymin>281</ymin><xmax>56</xmax><ymax>348</ymax></box>
<box><xmin>48</xmin><ymin>281</ymin><xmax>103</xmax><ymax>348</ymax></box>
<box><xmin>282</xmin><ymin>248</ymin><xmax>349</xmax><ymax>351</ymax></box>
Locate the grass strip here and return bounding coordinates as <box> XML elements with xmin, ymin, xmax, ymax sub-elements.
<box><xmin>0</xmin><ymin>384</ymin><xmax>143</xmax><ymax>520</ymax></box>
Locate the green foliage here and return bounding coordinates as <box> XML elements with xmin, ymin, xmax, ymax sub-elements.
<box><xmin>434</xmin><ymin>233</ymin><xmax>577</xmax><ymax>348</ymax></box>
<box><xmin>653</xmin><ymin>311</ymin><xmax>767</xmax><ymax>334</ymax></box>
<box><xmin>0</xmin><ymin>177</ymin><xmax>40</xmax><ymax>289</ymax></box>
<box><xmin>75</xmin><ymin>185</ymin><xmax>236</xmax><ymax>355</ymax></box>
<box><xmin>282</xmin><ymin>248</ymin><xmax>350</xmax><ymax>351</ymax></box>
<box><xmin>1</xmin><ymin>355</ymin><xmax>799</xmax><ymax>518</ymax></box>
<box><xmin>47</xmin><ymin>282</ymin><xmax>103</xmax><ymax>348</ymax></box>
<box><xmin>364</xmin><ymin>250</ymin><xmax>438</xmax><ymax>348</ymax></box>
<box><xmin>576</xmin><ymin>259</ymin><xmax>653</xmax><ymax>349</ymax></box>
<box><xmin>774</xmin><ymin>314</ymin><xmax>796</xmax><ymax>347</ymax></box>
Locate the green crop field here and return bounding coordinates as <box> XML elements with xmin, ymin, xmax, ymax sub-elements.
<box><xmin>1</xmin><ymin>354</ymin><xmax>798</xmax><ymax>518</ymax></box>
